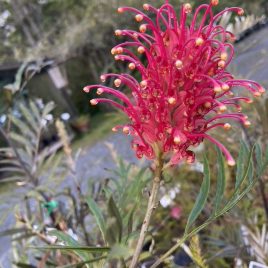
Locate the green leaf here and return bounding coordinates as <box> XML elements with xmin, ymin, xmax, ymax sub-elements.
<box><xmin>255</xmin><ymin>143</ymin><xmax>263</xmax><ymax>177</ymax></box>
<box><xmin>48</xmin><ymin>230</ymin><xmax>90</xmax><ymax>264</ymax></box>
<box><xmin>108</xmin><ymin>196</ymin><xmax>123</xmax><ymax>242</ymax></box>
<box><xmin>42</xmin><ymin>101</ymin><xmax>55</xmax><ymax>118</ymax></box>
<box><xmin>19</xmin><ymin>103</ymin><xmax>38</xmax><ymax>132</ymax></box>
<box><xmin>86</xmin><ymin>197</ymin><xmax>106</xmax><ymax>242</ymax></box>
<box><xmin>260</xmin><ymin>146</ymin><xmax>268</xmax><ymax>176</ymax></box>
<box><xmin>35</xmin><ymin>246</ymin><xmax>110</xmax><ymax>252</ymax></box>
<box><xmin>226</xmin><ymin>145</ymin><xmax>255</xmax><ymax>206</ymax></box>
<box><xmin>13</xmin><ymin>263</ymin><xmax>36</xmax><ymax>268</ymax></box>
<box><xmin>29</xmin><ymin>101</ymin><xmax>41</xmax><ymax>122</ymax></box>
<box><xmin>185</xmin><ymin>156</ymin><xmax>210</xmax><ymax>234</ymax></box>
<box><xmin>235</xmin><ymin>142</ymin><xmax>247</xmax><ymax>189</ymax></box>
<box><xmin>108</xmin><ymin>243</ymin><xmax>132</xmax><ymax>260</ymax></box>
<box><xmin>0</xmin><ymin>227</ymin><xmax>27</xmax><ymax>237</ymax></box>
<box><xmin>10</xmin><ymin>115</ymin><xmax>35</xmax><ymax>139</ymax></box>
<box><xmin>56</xmin><ymin>256</ymin><xmax>107</xmax><ymax>268</ymax></box>
<box><xmin>9</xmin><ymin>132</ymin><xmax>34</xmax><ymax>150</ymax></box>
<box><xmin>212</xmin><ymin>148</ymin><xmax>226</xmax><ymax>215</ymax></box>
<box><xmin>234</xmin><ymin>144</ymin><xmax>255</xmax><ymax>195</ymax></box>
<box><xmin>127</xmin><ymin>208</ymin><xmax>135</xmax><ymax>237</ymax></box>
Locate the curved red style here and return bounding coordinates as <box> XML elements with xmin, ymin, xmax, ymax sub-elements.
<box><xmin>84</xmin><ymin>0</ymin><xmax>264</xmax><ymax>166</ymax></box>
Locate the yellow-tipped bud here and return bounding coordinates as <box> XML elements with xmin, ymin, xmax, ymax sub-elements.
<box><xmin>135</xmin><ymin>14</ymin><xmax>144</xmax><ymax>22</ymax></box>
<box><xmin>227</xmin><ymin>159</ymin><xmax>236</xmax><ymax>166</ymax></box>
<box><xmin>222</xmin><ymin>83</ymin><xmax>230</xmax><ymax>91</ymax></box>
<box><xmin>111</xmin><ymin>48</ymin><xmax>117</xmax><ymax>55</ymax></box>
<box><xmin>168</xmin><ymin>97</ymin><xmax>176</xmax><ymax>105</ymax></box>
<box><xmin>140</xmin><ymin>80</ymin><xmax>147</xmax><ymax>89</ymax></box>
<box><xmin>116</xmin><ymin>47</ymin><xmax>123</xmax><ymax>54</ymax></box>
<box><xmin>115</xmin><ymin>29</ymin><xmax>122</xmax><ymax>36</ymax></box>
<box><xmin>112</xmin><ymin>127</ymin><xmax>118</xmax><ymax>132</ymax></box>
<box><xmin>184</xmin><ymin>3</ymin><xmax>192</xmax><ymax>13</ymax></box>
<box><xmin>143</xmin><ymin>3</ymin><xmax>150</xmax><ymax>10</ymax></box>
<box><xmin>90</xmin><ymin>99</ymin><xmax>98</xmax><ymax>105</ymax></box>
<box><xmin>219</xmin><ymin>105</ymin><xmax>227</xmax><ymax>112</ymax></box>
<box><xmin>175</xmin><ymin>60</ymin><xmax>183</xmax><ymax>69</ymax></box>
<box><xmin>174</xmin><ymin>136</ymin><xmax>181</xmax><ymax>144</ymax></box>
<box><xmin>114</xmin><ymin>55</ymin><xmax>120</xmax><ymax>61</ymax></box>
<box><xmin>97</xmin><ymin>88</ymin><xmax>104</xmax><ymax>95</ymax></box>
<box><xmin>128</xmin><ymin>63</ymin><xmax>136</xmax><ymax>70</ymax></box>
<box><xmin>123</xmin><ymin>126</ymin><xmax>130</xmax><ymax>134</ymax></box>
<box><xmin>224</xmin><ymin>123</ymin><xmax>231</xmax><ymax>130</ymax></box>
<box><xmin>238</xmin><ymin>8</ymin><xmax>244</xmax><ymax>16</ymax></box>
<box><xmin>254</xmin><ymin>91</ymin><xmax>261</xmax><ymax>97</ymax></box>
<box><xmin>139</xmin><ymin>24</ymin><xmax>147</xmax><ymax>33</ymax></box>
<box><xmin>83</xmin><ymin>86</ymin><xmax>89</xmax><ymax>93</ymax></box>
<box><xmin>218</xmin><ymin>60</ymin><xmax>226</xmax><ymax>68</ymax></box>
<box><xmin>244</xmin><ymin>120</ymin><xmax>251</xmax><ymax>127</ymax></box>
<box><xmin>214</xmin><ymin>86</ymin><xmax>222</xmax><ymax>93</ymax></box>
<box><xmin>195</xmin><ymin>37</ymin><xmax>204</xmax><ymax>46</ymax></box>
<box><xmin>259</xmin><ymin>87</ymin><xmax>265</xmax><ymax>93</ymax></box>
<box><xmin>220</xmin><ymin>52</ymin><xmax>228</xmax><ymax>61</ymax></box>
<box><xmin>204</xmin><ymin>102</ymin><xmax>212</xmax><ymax>108</ymax></box>
<box><xmin>211</xmin><ymin>0</ymin><xmax>219</xmax><ymax>6</ymax></box>
<box><xmin>137</xmin><ymin>46</ymin><xmax>145</xmax><ymax>54</ymax></box>
<box><xmin>114</xmin><ymin>79</ymin><xmax>122</xmax><ymax>87</ymax></box>
<box><xmin>100</xmin><ymin>75</ymin><xmax>106</xmax><ymax>82</ymax></box>
<box><xmin>117</xmin><ymin>7</ymin><xmax>124</xmax><ymax>13</ymax></box>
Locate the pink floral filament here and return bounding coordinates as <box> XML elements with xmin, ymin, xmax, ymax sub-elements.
<box><xmin>84</xmin><ymin>0</ymin><xmax>264</xmax><ymax>166</ymax></box>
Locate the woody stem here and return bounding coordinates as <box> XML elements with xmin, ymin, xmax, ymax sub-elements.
<box><xmin>129</xmin><ymin>156</ymin><xmax>163</xmax><ymax>268</ymax></box>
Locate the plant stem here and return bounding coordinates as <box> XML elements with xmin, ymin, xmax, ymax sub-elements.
<box><xmin>129</xmin><ymin>158</ymin><xmax>163</xmax><ymax>268</ymax></box>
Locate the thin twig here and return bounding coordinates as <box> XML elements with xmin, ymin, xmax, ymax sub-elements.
<box><xmin>129</xmin><ymin>158</ymin><xmax>163</xmax><ymax>268</ymax></box>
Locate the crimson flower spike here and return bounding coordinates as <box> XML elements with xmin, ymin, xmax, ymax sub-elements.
<box><xmin>84</xmin><ymin>0</ymin><xmax>264</xmax><ymax>166</ymax></box>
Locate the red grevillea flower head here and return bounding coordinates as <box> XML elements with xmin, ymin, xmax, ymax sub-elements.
<box><xmin>84</xmin><ymin>0</ymin><xmax>264</xmax><ymax>166</ymax></box>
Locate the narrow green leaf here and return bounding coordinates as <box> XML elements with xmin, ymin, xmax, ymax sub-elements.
<box><xmin>212</xmin><ymin>148</ymin><xmax>226</xmax><ymax>215</ymax></box>
<box><xmin>9</xmin><ymin>132</ymin><xmax>34</xmax><ymax>150</ymax></box>
<box><xmin>108</xmin><ymin>196</ymin><xmax>123</xmax><ymax>242</ymax></box>
<box><xmin>255</xmin><ymin>143</ymin><xmax>263</xmax><ymax>177</ymax></box>
<box><xmin>127</xmin><ymin>208</ymin><xmax>134</xmax><ymax>237</ymax></box>
<box><xmin>185</xmin><ymin>156</ymin><xmax>210</xmax><ymax>234</ymax></box>
<box><xmin>0</xmin><ymin>227</ymin><xmax>27</xmax><ymax>237</ymax></box>
<box><xmin>19</xmin><ymin>103</ymin><xmax>38</xmax><ymax>132</ymax></box>
<box><xmin>260</xmin><ymin>146</ymin><xmax>268</xmax><ymax>176</ymax></box>
<box><xmin>10</xmin><ymin>115</ymin><xmax>36</xmax><ymax>139</ymax></box>
<box><xmin>29</xmin><ymin>101</ymin><xmax>41</xmax><ymax>122</ymax></box>
<box><xmin>13</xmin><ymin>263</ymin><xmax>35</xmax><ymax>268</ymax></box>
<box><xmin>227</xmin><ymin>145</ymin><xmax>255</xmax><ymax>204</ymax></box>
<box><xmin>86</xmin><ymin>197</ymin><xmax>106</xmax><ymax>242</ymax></box>
<box><xmin>108</xmin><ymin>243</ymin><xmax>132</xmax><ymax>260</ymax></box>
<box><xmin>235</xmin><ymin>142</ymin><xmax>247</xmax><ymax>189</ymax></box>
<box><xmin>42</xmin><ymin>101</ymin><xmax>55</xmax><ymax>116</ymax></box>
<box><xmin>35</xmin><ymin>246</ymin><xmax>110</xmax><ymax>252</ymax></box>
<box><xmin>57</xmin><ymin>256</ymin><xmax>107</xmax><ymax>268</ymax></box>
<box><xmin>48</xmin><ymin>230</ymin><xmax>90</xmax><ymax>263</ymax></box>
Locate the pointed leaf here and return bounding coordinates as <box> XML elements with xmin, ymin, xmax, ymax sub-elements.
<box><xmin>212</xmin><ymin>148</ymin><xmax>226</xmax><ymax>215</ymax></box>
<box><xmin>108</xmin><ymin>196</ymin><xmax>123</xmax><ymax>242</ymax></box>
<box><xmin>86</xmin><ymin>197</ymin><xmax>106</xmax><ymax>242</ymax></box>
<box><xmin>48</xmin><ymin>230</ymin><xmax>90</xmax><ymax>263</ymax></box>
<box><xmin>35</xmin><ymin>246</ymin><xmax>109</xmax><ymax>252</ymax></box>
<box><xmin>235</xmin><ymin>142</ymin><xmax>247</xmax><ymax>189</ymax></box>
<box><xmin>185</xmin><ymin>156</ymin><xmax>210</xmax><ymax>234</ymax></box>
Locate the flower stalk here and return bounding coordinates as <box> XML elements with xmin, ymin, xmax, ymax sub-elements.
<box><xmin>130</xmin><ymin>155</ymin><xmax>163</xmax><ymax>268</ymax></box>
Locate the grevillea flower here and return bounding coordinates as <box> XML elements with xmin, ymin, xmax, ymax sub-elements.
<box><xmin>84</xmin><ymin>0</ymin><xmax>264</xmax><ymax>166</ymax></box>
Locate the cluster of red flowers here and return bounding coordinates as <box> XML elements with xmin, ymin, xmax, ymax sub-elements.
<box><xmin>84</xmin><ymin>0</ymin><xmax>264</xmax><ymax>166</ymax></box>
